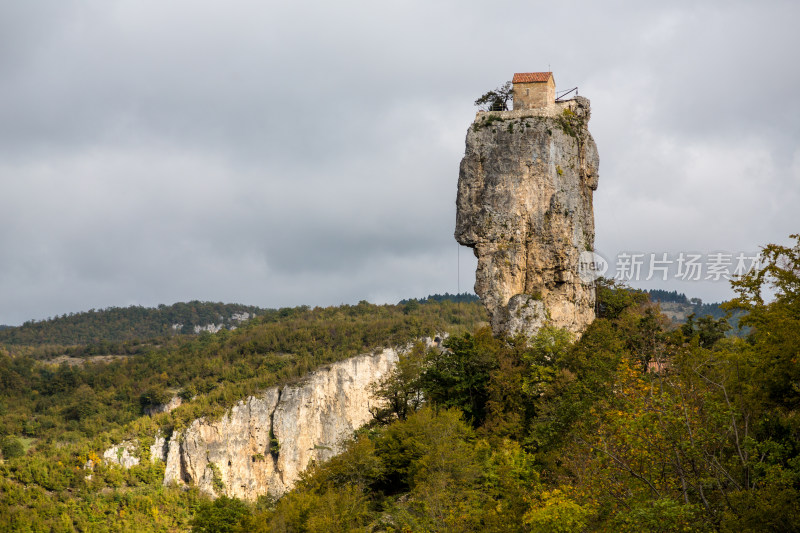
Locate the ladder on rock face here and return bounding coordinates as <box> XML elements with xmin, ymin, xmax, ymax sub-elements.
<box><xmin>555</xmin><ymin>87</ymin><xmax>578</xmax><ymax>102</ymax></box>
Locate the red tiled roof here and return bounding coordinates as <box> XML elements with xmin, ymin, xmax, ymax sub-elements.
<box><xmin>512</xmin><ymin>72</ymin><xmax>553</xmax><ymax>83</ymax></box>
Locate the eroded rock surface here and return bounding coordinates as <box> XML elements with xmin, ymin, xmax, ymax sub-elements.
<box><xmin>455</xmin><ymin>97</ymin><xmax>599</xmax><ymax>337</ymax></box>
<box><xmin>103</xmin><ymin>441</ymin><xmax>140</xmax><ymax>469</ymax></box>
<box><xmin>155</xmin><ymin>347</ymin><xmax>401</xmax><ymax>500</ymax></box>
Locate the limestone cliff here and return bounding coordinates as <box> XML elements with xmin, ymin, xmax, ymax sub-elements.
<box><xmin>154</xmin><ymin>347</ymin><xmax>400</xmax><ymax>500</ymax></box>
<box><xmin>455</xmin><ymin>97</ymin><xmax>599</xmax><ymax>337</ymax></box>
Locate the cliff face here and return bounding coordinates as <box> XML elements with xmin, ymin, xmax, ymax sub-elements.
<box><xmin>455</xmin><ymin>97</ymin><xmax>599</xmax><ymax>337</ymax></box>
<box><xmin>155</xmin><ymin>348</ymin><xmax>399</xmax><ymax>500</ymax></box>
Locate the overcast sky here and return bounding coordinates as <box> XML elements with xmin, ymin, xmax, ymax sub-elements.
<box><xmin>1</xmin><ymin>0</ymin><xmax>798</xmax><ymax>325</ymax></box>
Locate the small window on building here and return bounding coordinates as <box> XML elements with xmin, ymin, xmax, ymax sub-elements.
<box><xmin>526</xmin><ymin>89</ymin><xmax>529</xmax><ymax>96</ymax></box>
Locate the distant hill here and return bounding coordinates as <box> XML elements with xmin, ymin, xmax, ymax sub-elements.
<box><xmin>646</xmin><ymin>290</ymin><xmax>721</xmax><ymax>321</ymax></box>
<box><xmin>404</xmin><ymin>290</ymin><xmax>731</xmax><ymax>323</ymax></box>
<box><xmin>399</xmin><ymin>292</ymin><xmax>480</xmax><ymax>305</ymax></box>
<box><xmin>0</xmin><ymin>290</ymin><xmax>737</xmax><ymax>348</ymax></box>
<box><xmin>401</xmin><ymin>290</ymin><xmax>738</xmax><ymax>327</ymax></box>
<box><xmin>644</xmin><ymin>289</ymin><xmax>745</xmax><ymax>333</ymax></box>
<box><xmin>0</xmin><ymin>301</ymin><xmax>266</xmax><ymax>346</ymax></box>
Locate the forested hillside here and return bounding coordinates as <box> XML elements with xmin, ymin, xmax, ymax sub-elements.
<box><xmin>0</xmin><ymin>298</ymin><xmax>488</xmax><ymax>531</ymax></box>
<box><xmin>0</xmin><ymin>301</ymin><xmax>265</xmax><ymax>346</ymax></box>
<box><xmin>1</xmin><ymin>237</ymin><xmax>797</xmax><ymax>532</ymax></box>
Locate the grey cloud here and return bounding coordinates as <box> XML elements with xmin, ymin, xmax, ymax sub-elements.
<box><xmin>1</xmin><ymin>0</ymin><xmax>798</xmax><ymax>324</ymax></box>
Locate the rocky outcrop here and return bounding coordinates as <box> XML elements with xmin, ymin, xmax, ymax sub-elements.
<box><xmin>144</xmin><ymin>395</ymin><xmax>182</xmax><ymax>416</ymax></box>
<box><xmin>103</xmin><ymin>441</ymin><xmax>140</xmax><ymax>469</ymax></box>
<box><xmin>455</xmin><ymin>97</ymin><xmax>600</xmax><ymax>337</ymax></box>
<box><xmin>154</xmin><ymin>347</ymin><xmax>401</xmax><ymax>500</ymax></box>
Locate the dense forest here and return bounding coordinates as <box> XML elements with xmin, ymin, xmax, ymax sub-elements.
<box><xmin>0</xmin><ymin>236</ymin><xmax>798</xmax><ymax>531</ymax></box>
<box><xmin>646</xmin><ymin>289</ymin><xmax>690</xmax><ymax>303</ymax></box>
<box><xmin>399</xmin><ymin>293</ymin><xmax>481</xmax><ymax>305</ymax></box>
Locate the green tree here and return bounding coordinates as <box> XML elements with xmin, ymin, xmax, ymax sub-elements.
<box><xmin>474</xmin><ymin>81</ymin><xmax>513</xmax><ymax>111</ymax></box>
<box><xmin>0</xmin><ymin>435</ymin><xmax>24</xmax><ymax>459</ymax></box>
<box><xmin>595</xmin><ymin>277</ymin><xmax>647</xmax><ymax>319</ymax></box>
<box><xmin>139</xmin><ymin>385</ymin><xmax>173</xmax><ymax>412</ymax></box>
<box><xmin>420</xmin><ymin>328</ymin><xmax>499</xmax><ymax>425</ymax></box>
<box><xmin>523</xmin><ymin>488</ymin><xmax>592</xmax><ymax>533</ymax></box>
<box><xmin>725</xmin><ymin>234</ymin><xmax>800</xmax><ymax>407</ymax></box>
<box><xmin>191</xmin><ymin>496</ymin><xmax>252</xmax><ymax>533</ymax></box>
<box><xmin>696</xmin><ymin>314</ymin><xmax>731</xmax><ymax>348</ymax></box>
<box><xmin>370</xmin><ymin>341</ymin><xmax>426</xmax><ymax>423</ymax></box>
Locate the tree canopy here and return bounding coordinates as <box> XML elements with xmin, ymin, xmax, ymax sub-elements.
<box><xmin>474</xmin><ymin>81</ymin><xmax>513</xmax><ymax>111</ymax></box>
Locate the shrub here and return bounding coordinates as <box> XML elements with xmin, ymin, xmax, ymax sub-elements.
<box><xmin>0</xmin><ymin>436</ymin><xmax>24</xmax><ymax>459</ymax></box>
